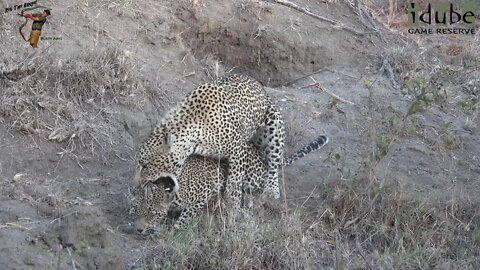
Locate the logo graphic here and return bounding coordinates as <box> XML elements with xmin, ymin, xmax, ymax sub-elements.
<box><xmin>4</xmin><ymin>1</ymin><xmax>59</xmax><ymax>48</ymax></box>
<box><xmin>407</xmin><ymin>1</ymin><xmax>477</xmax><ymax>35</ymax></box>
<box><xmin>19</xmin><ymin>7</ymin><xmax>52</xmax><ymax>48</ymax></box>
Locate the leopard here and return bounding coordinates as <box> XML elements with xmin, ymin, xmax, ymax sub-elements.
<box><xmin>130</xmin><ymin>135</ymin><xmax>329</xmax><ymax>232</ymax></box>
<box><xmin>133</xmin><ymin>74</ymin><xmax>285</xmax><ymax>209</ymax></box>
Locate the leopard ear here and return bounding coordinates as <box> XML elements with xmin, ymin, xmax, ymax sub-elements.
<box><xmin>154</xmin><ymin>133</ymin><xmax>176</xmax><ymax>154</ymax></box>
<box><xmin>154</xmin><ymin>176</ymin><xmax>179</xmax><ymax>193</ymax></box>
<box><xmin>164</xmin><ymin>133</ymin><xmax>176</xmax><ymax>145</ymax></box>
<box><xmin>149</xmin><ymin>125</ymin><xmax>168</xmax><ymax>155</ymax></box>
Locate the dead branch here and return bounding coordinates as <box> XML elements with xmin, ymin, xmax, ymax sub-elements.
<box><xmin>301</xmin><ymin>77</ymin><xmax>355</xmax><ymax>105</ymax></box>
<box><xmin>356</xmin><ymin>0</ymin><xmax>379</xmax><ymax>32</ymax></box>
<box><xmin>264</xmin><ymin>0</ymin><xmax>377</xmax><ymax>36</ymax></box>
<box><xmin>284</xmin><ymin>67</ymin><xmax>359</xmax><ymax>86</ymax></box>
<box><xmin>0</xmin><ymin>222</ymin><xmax>31</xmax><ymax>230</ymax></box>
<box><xmin>356</xmin><ymin>0</ymin><xmax>387</xmax><ymax>43</ymax></box>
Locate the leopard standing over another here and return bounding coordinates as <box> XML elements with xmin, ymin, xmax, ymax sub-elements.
<box><xmin>131</xmin><ymin>135</ymin><xmax>329</xmax><ymax>232</ymax></box>
<box><xmin>134</xmin><ymin>75</ymin><xmax>285</xmax><ymax>209</ymax></box>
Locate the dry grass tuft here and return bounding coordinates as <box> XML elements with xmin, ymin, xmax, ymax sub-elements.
<box><xmin>129</xmin><ymin>176</ymin><xmax>480</xmax><ymax>269</ymax></box>
<box><xmin>131</xmin><ymin>205</ymin><xmax>317</xmax><ymax>269</ymax></box>
<box><xmin>283</xmin><ymin>110</ymin><xmax>307</xmax><ymax>152</ymax></box>
<box><xmin>316</xmin><ymin>177</ymin><xmax>480</xmax><ymax>269</ymax></box>
<box><xmin>0</xmin><ymin>37</ymin><xmax>147</xmax><ymax>156</ymax></box>
<box><xmin>126</xmin><ymin>137</ymin><xmax>480</xmax><ymax>270</ymax></box>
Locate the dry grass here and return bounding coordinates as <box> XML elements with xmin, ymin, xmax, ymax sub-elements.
<box><xmin>283</xmin><ymin>110</ymin><xmax>307</xmax><ymax>153</ymax></box>
<box><xmin>128</xmin><ymin>174</ymin><xmax>480</xmax><ymax>269</ymax></box>
<box><xmin>318</xmin><ymin>179</ymin><xmax>480</xmax><ymax>269</ymax></box>
<box><xmin>0</xmin><ymin>29</ymin><xmax>148</xmax><ymax>157</ymax></box>
<box><xmin>385</xmin><ymin>33</ymin><xmax>479</xmax><ymax>107</ymax></box>
<box><xmin>133</xmin><ymin>209</ymin><xmax>313</xmax><ymax>269</ymax></box>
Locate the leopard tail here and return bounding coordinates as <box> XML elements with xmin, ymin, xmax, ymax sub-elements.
<box><xmin>283</xmin><ymin>135</ymin><xmax>329</xmax><ymax>166</ymax></box>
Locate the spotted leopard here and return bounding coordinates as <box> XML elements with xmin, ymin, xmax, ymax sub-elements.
<box><xmin>134</xmin><ymin>75</ymin><xmax>285</xmax><ymax>209</ymax></box>
<box><xmin>131</xmin><ymin>135</ymin><xmax>329</xmax><ymax>232</ymax></box>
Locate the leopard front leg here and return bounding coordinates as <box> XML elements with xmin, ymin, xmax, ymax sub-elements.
<box><xmin>173</xmin><ymin>202</ymin><xmax>207</xmax><ymax>230</ymax></box>
<box><xmin>260</xmin><ymin>104</ymin><xmax>285</xmax><ymax>199</ymax></box>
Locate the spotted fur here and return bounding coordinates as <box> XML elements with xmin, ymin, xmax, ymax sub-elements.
<box><xmin>134</xmin><ymin>75</ymin><xmax>285</xmax><ymax>209</ymax></box>
<box><xmin>131</xmin><ymin>135</ymin><xmax>329</xmax><ymax>232</ymax></box>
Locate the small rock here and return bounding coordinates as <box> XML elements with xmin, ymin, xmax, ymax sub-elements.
<box><xmin>12</xmin><ymin>173</ymin><xmax>27</xmax><ymax>181</ymax></box>
<box><xmin>23</xmin><ymin>256</ymin><xmax>35</xmax><ymax>266</ymax></box>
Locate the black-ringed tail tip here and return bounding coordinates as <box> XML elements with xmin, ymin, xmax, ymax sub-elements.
<box><xmin>283</xmin><ymin>135</ymin><xmax>329</xmax><ymax>166</ymax></box>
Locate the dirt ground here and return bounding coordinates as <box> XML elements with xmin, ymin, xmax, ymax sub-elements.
<box><xmin>0</xmin><ymin>0</ymin><xmax>479</xmax><ymax>269</ymax></box>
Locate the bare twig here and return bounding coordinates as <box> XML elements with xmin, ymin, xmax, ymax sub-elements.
<box><xmin>115</xmin><ymin>153</ymin><xmax>129</xmax><ymax>162</ymax></box>
<box><xmin>67</xmin><ymin>247</ymin><xmax>77</xmax><ymax>270</ymax></box>
<box><xmin>56</xmin><ymin>243</ymin><xmax>63</xmax><ymax>270</ymax></box>
<box><xmin>344</xmin><ymin>216</ymin><xmax>361</xmax><ymax>228</ymax></box>
<box><xmin>334</xmin><ymin>229</ymin><xmax>344</xmax><ymax>270</ymax></box>
<box><xmin>0</xmin><ymin>222</ymin><xmax>31</xmax><ymax>230</ymax></box>
<box><xmin>281</xmin><ymin>156</ymin><xmax>287</xmax><ymax>213</ymax></box>
<box><xmin>356</xmin><ymin>240</ymin><xmax>374</xmax><ymax>270</ymax></box>
<box><xmin>378</xmin><ymin>54</ymin><xmax>399</xmax><ymax>89</ymax></box>
<box><xmin>301</xmin><ymin>77</ymin><xmax>355</xmax><ymax>105</ymax></box>
<box><xmin>300</xmin><ymin>185</ymin><xmax>317</xmax><ymax>208</ymax></box>
<box><xmin>283</xmin><ymin>67</ymin><xmax>359</xmax><ymax>86</ymax></box>
<box><xmin>356</xmin><ymin>0</ymin><xmax>380</xmax><ymax>32</ymax></box>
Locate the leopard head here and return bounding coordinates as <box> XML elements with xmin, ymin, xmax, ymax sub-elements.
<box><xmin>131</xmin><ymin>177</ymin><xmax>177</xmax><ymax>233</ymax></box>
